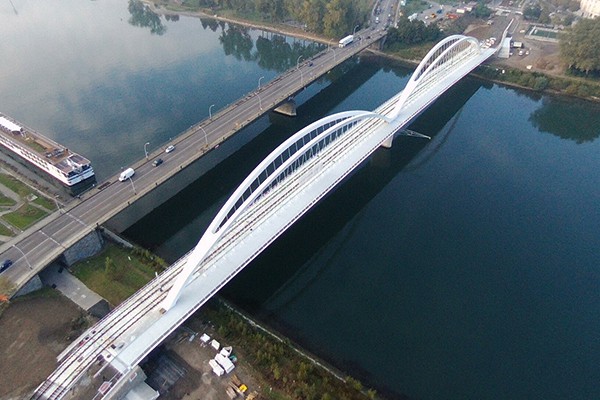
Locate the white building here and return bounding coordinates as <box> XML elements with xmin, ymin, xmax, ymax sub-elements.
<box><xmin>581</xmin><ymin>0</ymin><xmax>600</xmax><ymax>18</ymax></box>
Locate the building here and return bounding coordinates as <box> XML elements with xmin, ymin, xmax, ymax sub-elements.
<box><xmin>581</xmin><ymin>0</ymin><xmax>600</xmax><ymax>18</ymax></box>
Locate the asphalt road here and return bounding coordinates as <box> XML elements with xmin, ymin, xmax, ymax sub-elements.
<box><xmin>0</xmin><ymin>29</ymin><xmax>386</xmax><ymax>295</ymax></box>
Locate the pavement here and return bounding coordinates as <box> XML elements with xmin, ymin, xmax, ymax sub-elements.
<box><xmin>39</xmin><ymin>263</ymin><xmax>109</xmax><ymax>315</ymax></box>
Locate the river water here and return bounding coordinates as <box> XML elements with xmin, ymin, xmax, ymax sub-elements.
<box><xmin>1</xmin><ymin>1</ymin><xmax>599</xmax><ymax>399</ymax></box>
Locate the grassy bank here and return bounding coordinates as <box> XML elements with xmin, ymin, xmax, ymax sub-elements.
<box><xmin>71</xmin><ymin>242</ymin><xmax>166</xmax><ymax>305</ymax></box>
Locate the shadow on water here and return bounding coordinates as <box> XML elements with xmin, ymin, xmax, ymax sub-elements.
<box><xmin>217</xmin><ymin>77</ymin><xmax>485</xmax><ymax>399</ymax></box>
<box><xmin>123</xmin><ymin>58</ymin><xmax>382</xmax><ymax>253</ymax></box>
<box><xmin>221</xmin><ymin>76</ymin><xmax>485</xmax><ymax>311</ymax></box>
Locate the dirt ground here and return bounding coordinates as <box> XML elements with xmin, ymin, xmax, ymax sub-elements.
<box><xmin>465</xmin><ymin>14</ymin><xmax>563</xmax><ymax>76</ymax></box>
<box><xmin>0</xmin><ymin>292</ymin><xmax>264</xmax><ymax>400</ymax></box>
<box><xmin>160</xmin><ymin>318</ymin><xmax>264</xmax><ymax>400</ymax></box>
<box><xmin>0</xmin><ymin>294</ymin><xmax>84</xmax><ymax>400</ymax></box>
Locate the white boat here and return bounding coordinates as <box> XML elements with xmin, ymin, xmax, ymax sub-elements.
<box><xmin>0</xmin><ymin>113</ymin><xmax>95</xmax><ymax>187</ymax></box>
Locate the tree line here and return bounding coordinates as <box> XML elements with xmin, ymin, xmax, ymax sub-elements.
<box><xmin>184</xmin><ymin>0</ymin><xmax>371</xmax><ymax>37</ymax></box>
<box><xmin>559</xmin><ymin>18</ymin><xmax>600</xmax><ymax>76</ymax></box>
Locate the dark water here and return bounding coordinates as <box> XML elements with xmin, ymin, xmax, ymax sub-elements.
<box><xmin>129</xmin><ymin>70</ymin><xmax>600</xmax><ymax>399</ymax></box>
<box><xmin>2</xmin><ymin>1</ymin><xmax>599</xmax><ymax>399</ymax></box>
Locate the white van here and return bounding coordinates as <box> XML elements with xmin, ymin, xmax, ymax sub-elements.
<box><xmin>119</xmin><ymin>167</ymin><xmax>135</xmax><ymax>182</ymax></box>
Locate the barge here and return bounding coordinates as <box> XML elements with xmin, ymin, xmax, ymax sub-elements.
<box><xmin>0</xmin><ymin>113</ymin><xmax>95</xmax><ymax>188</ymax></box>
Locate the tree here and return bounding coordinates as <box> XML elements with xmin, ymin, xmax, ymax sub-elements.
<box><xmin>559</xmin><ymin>18</ymin><xmax>600</xmax><ymax>74</ymax></box>
<box><xmin>523</xmin><ymin>3</ymin><xmax>542</xmax><ymax>20</ymax></box>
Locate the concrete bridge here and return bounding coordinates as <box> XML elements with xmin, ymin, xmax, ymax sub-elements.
<box><xmin>32</xmin><ymin>35</ymin><xmax>499</xmax><ymax>400</ymax></box>
<box><xmin>0</xmin><ymin>28</ymin><xmax>385</xmax><ymax>297</ymax></box>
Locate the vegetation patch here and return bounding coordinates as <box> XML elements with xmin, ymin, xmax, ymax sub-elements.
<box><xmin>72</xmin><ymin>242</ymin><xmax>166</xmax><ymax>306</ymax></box>
<box><xmin>0</xmin><ymin>174</ymin><xmax>32</xmax><ymax>198</ymax></box>
<box><xmin>0</xmin><ymin>193</ymin><xmax>16</xmax><ymax>207</ymax></box>
<box><xmin>33</xmin><ymin>195</ymin><xmax>57</xmax><ymax>211</ymax></box>
<box><xmin>2</xmin><ymin>203</ymin><xmax>47</xmax><ymax>230</ymax></box>
<box><xmin>475</xmin><ymin>64</ymin><xmax>600</xmax><ymax>99</ymax></box>
<box><xmin>200</xmin><ymin>300</ymin><xmax>378</xmax><ymax>400</ymax></box>
<box><xmin>0</xmin><ymin>222</ymin><xmax>14</xmax><ymax>237</ymax></box>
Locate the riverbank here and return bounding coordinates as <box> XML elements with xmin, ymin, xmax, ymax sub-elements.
<box><xmin>148</xmin><ymin>0</ymin><xmax>600</xmax><ymax>102</ymax></box>
<box><xmin>0</xmin><ymin>239</ymin><xmax>381</xmax><ymax>399</ymax></box>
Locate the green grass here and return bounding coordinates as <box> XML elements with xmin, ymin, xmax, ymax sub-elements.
<box><xmin>33</xmin><ymin>195</ymin><xmax>57</xmax><ymax>211</ymax></box>
<box><xmin>0</xmin><ymin>174</ymin><xmax>32</xmax><ymax>198</ymax></box>
<box><xmin>0</xmin><ymin>173</ymin><xmax>56</xmax><ymax>211</ymax></box>
<box><xmin>72</xmin><ymin>243</ymin><xmax>158</xmax><ymax>306</ymax></box>
<box><xmin>2</xmin><ymin>203</ymin><xmax>48</xmax><ymax>230</ymax></box>
<box><xmin>0</xmin><ymin>193</ymin><xmax>16</xmax><ymax>207</ymax></box>
<box><xmin>0</xmin><ymin>222</ymin><xmax>14</xmax><ymax>237</ymax></box>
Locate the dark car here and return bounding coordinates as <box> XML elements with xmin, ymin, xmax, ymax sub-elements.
<box><xmin>0</xmin><ymin>259</ymin><xmax>13</xmax><ymax>273</ymax></box>
<box><xmin>152</xmin><ymin>158</ymin><xmax>163</xmax><ymax>167</ymax></box>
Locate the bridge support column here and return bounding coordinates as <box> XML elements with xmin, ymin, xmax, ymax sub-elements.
<box><xmin>380</xmin><ymin>135</ymin><xmax>393</xmax><ymax>149</ymax></box>
<box><xmin>274</xmin><ymin>98</ymin><xmax>297</xmax><ymax>117</ymax></box>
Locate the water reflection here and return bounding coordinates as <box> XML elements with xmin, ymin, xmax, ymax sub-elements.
<box><xmin>219</xmin><ymin>26</ymin><xmax>326</xmax><ymax>72</ymax></box>
<box><xmin>529</xmin><ymin>97</ymin><xmax>600</xmax><ymax>143</ymax></box>
<box><xmin>128</xmin><ymin>0</ymin><xmax>166</xmax><ymax>35</ymax></box>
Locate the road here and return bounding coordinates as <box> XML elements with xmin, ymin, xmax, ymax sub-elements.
<box><xmin>0</xmin><ymin>29</ymin><xmax>386</xmax><ymax>295</ymax></box>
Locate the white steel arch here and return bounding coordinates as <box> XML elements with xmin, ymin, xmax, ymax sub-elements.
<box><xmin>390</xmin><ymin>35</ymin><xmax>482</xmax><ymax>118</ymax></box>
<box><xmin>160</xmin><ymin>110</ymin><xmax>390</xmax><ymax>311</ymax></box>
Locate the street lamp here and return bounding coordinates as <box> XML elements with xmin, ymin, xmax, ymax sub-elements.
<box><xmin>353</xmin><ymin>24</ymin><xmax>360</xmax><ymax>36</ymax></box>
<box><xmin>12</xmin><ymin>244</ymin><xmax>32</xmax><ymax>270</ymax></box>
<box><xmin>296</xmin><ymin>55</ymin><xmax>303</xmax><ymax>69</ymax></box>
<box><xmin>144</xmin><ymin>142</ymin><xmax>150</xmax><ymax>159</ymax></box>
<box><xmin>53</xmin><ymin>195</ymin><xmax>62</xmax><ymax>213</ymax></box>
<box><xmin>199</xmin><ymin>126</ymin><xmax>208</xmax><ymax>146</ymax></box>
<box><xmin>258</xmin><ymin>76</ymin><xmax>264</xmax><ymax>110</ymax></box>
<box><xmin>328</xmin><ymin>46</ymin><xmax>336</xmax><ymax>63</ymax></box>
<box><xmin>209</xmin><ymin>104</ymin><xmax>215</xmax><ymax>120</ymax></box>
<box><xmin>128</xmin><ymin>176</ymin><xmax>136</xmax><ymax>195</ymax></box>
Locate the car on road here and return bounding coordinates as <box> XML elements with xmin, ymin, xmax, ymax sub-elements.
<box><xmin>0</xmin><ymin>259</ymin><xmax>13</xmax><ymax>273</ymax></box>
<box><xmin>152</xmin><ymin>158</ymin><xmax>163</xmax><ymax>167</ymax></box>
<box><xmin>165</xmin><ymin>145</ymin><xmax>175</xmax><ymax>153</ymax></box>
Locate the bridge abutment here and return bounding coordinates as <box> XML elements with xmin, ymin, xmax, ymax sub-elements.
<box><xmin>61</xmin><ymin>230</ymin><xmax>104</xmax><ymax>267</ymax></box>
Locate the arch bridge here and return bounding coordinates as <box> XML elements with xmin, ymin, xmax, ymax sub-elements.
<box><xmin>32</xmin><ymin>35</ymin><xmax>498</xmax><ymax>400</ymax></box>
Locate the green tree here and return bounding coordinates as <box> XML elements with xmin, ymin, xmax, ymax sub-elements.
<box><xmin>559</xmin><ymin>18</ymin><xmax>600</xmax><ymax>74</ymax></box>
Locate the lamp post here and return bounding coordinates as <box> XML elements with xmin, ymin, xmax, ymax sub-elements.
<box><xmin>200</xmin><ymin>126</ymin><xmax>208</xmax><ymax>147</ymax></box>
<box><xmin>258</xmin><ymin>76</ymin><xmax>264</xmax><ymax>110</ymax></box>
<box><xmin>328</xmin><ymin>46</ymin><xmax>336</xmax><ymax>63</ymax></box>
<box><xmin>353</xmin><ymin>24</ymin><xmax>359</xmax><ymax>36</ymax></box>
<box><xmin>128</xmin><ymin>176</ymin><xmax>136</xmax><ymax>195</ymax></box>
<box><xmin>53</xmin><ymin>195</ymin><xmax>62</xmax><ymax>213</ymax></box>
<box><xmin>209</xmin><ymin>104</ymin><xmax>215</xmax><ymax>120</ymax></box>
<box><xmin>296</xmin><ymin>55</ymin><xmax>303</xmax><ymax>69</ymax></box>
<box><xmin>144</xmin><ymin>142</ymin><xmax>150</xmax><ymax>159</ymax></box>
<box><xmin>12</xmin><ymin>244</ymin><xmax>31</xmax><ymax>270</ymax></box>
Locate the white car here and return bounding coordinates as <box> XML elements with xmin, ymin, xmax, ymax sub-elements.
<box><xmin>165</xmin><ymin>145</ymin><xmax>175</xmax><ymax>153</ymax></box>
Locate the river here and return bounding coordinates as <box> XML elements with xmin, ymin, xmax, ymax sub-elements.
<box><xmin>1</xmin><ymin>1</ymin><xmax>599</xmax><ymax>399</ymax></box>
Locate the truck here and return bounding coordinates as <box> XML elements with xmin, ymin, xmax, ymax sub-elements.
<box><xmin>118</xmin><ymin>167</ymin><xmax>135</xmax><ymax>181</ymax></box>
<box><xmin>338</xmin><ymin>35</ymin><xmax>354</xmax><ymax>48</ymax></box>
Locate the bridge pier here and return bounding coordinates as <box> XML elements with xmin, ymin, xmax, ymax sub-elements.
<box><xmin>274</xmin><ymin>98</ymin><xmax>297</xmax><ymax>116</ymax></box>
<box><xmin>380</xmin><ymin>135</ymin><xmax>393</xmax><ymax>148</ymax></box>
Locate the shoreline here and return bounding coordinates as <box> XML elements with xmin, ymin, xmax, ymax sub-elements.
<box><xmin>147</xmin><ymin>1</ymin><xmax>600</xmax><ymax>103</ymax></box>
